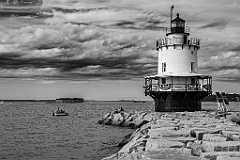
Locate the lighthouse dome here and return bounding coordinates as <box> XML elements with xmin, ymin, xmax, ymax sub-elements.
<box><xmin>167</xmin><ymin>13</ymin><xmax>189</xmax><ymax>36</ymax></box>
<box><xmin>171</xmin><ymin>13</ymin><xmax>185</xmax><ymax>23</ymax></box>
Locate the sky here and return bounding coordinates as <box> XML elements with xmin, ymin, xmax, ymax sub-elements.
<box><xmin>0</xmin><ymin>0</ymin><xmax>240</xmax><ymax>100</ymax></box>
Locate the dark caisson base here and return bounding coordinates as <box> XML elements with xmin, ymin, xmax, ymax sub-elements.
<box><xmin>150</xmin><ymin>91</ymin><xmax>209</xmax><ymax>112</ymax></box>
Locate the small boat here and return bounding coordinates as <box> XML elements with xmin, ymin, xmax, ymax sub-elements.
<box><xmin>52</xmin><ymin>108</ymin><xmax>69</xmax><ymax>116</ymax></box>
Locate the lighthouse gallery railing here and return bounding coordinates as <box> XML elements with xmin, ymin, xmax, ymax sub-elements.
<box><xmin>144</xmin><ymin>78</ymin><xmax>212</xmax><ymax>94</ymax></box>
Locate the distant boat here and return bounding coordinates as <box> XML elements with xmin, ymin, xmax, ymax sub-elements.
<box><xmin>0</xmin><ymin>101</ymin><xmax>3</xmax><ymax>105</ymax></box>
<box><xmin>52</xmin><ymin>108</ymin><xmax>69</xmax><ymax>116</ymax></box>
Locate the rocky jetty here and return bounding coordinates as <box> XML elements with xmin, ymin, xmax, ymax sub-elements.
<box><xmin>100</xmin><ymin>111</ymin><xmax>240</xmax><ymax>160</ymax></box>
<box><xmin>98</xmin><ymin>108</ymin><xmax>153</xmax><ymax>128</ymax></box>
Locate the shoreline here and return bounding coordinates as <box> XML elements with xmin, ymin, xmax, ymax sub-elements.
<box><xmin>101</xmin><ymin>111</ymin><xmax>240</xmax><ymax>160</ymax></box>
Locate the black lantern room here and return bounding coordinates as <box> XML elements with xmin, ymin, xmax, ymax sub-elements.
<box><xmin>166</xmin><ymin>13</ymin><xmax>189</xmax><ymax>36</ymax></box>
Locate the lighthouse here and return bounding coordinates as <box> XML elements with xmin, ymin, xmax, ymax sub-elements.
<box><xmin>144</xmin><ymin>8</ymin><xmax>212</xmax><ymax>112</ymax></box>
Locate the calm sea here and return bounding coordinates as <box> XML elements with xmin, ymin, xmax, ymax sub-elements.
<box><xmin>0</xmin><ymin>101</ymin><xmax>153</xmax><ymax>160</ymax></box>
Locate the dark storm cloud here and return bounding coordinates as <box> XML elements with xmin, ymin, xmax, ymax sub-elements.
<box><xmin>50</xmin><ymin>7</ymin><xmax>108</xmax><ymax>14</ymax></box>
<box><xmin>0</xmin><ymin>0</ymin><xmax>42</xmax><ymax>5</ymax></box>
<box><xmin>199</xmin><ymin>20</ymin><xmax>228</xmax><ymax>29</ymax></box>
<box><xmin>0</xmin><ymin>48</ymin><xmax>157</xmax><ymax>81</ymax></box>
<box><xmin>0</xmin><ymin>0</ymin><xmax>43</xmax><ymax>17</ymax></box>
<box><xmin>2</xmin><ymin>0</ymin><xmax>239</xmax><ymax>83</ymax></box>
<box><xmin>0</xmin><ymin>9</ymin><xmax>40</xmax><ymax>17</ymax></box>
<box><xmin>0</xmin><ymin>19</ymin><xmax>157</xmax><ymax>81</ymax></box>
<box><xmin>113</xmin><ymin>20</ymin><xmax>166</xmax><ymax>31</ymax></box>
<box><xmin>232</xmin><ymin>46</ymin><xmax>240</xmax><ymax>52</ymax></box>
<box><xmin>110</xmin><ymin>11</ymin><xmax>167</xmax><ymax>31</ymax></box>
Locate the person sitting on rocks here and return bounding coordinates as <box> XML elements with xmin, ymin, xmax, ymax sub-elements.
<box><xmin>114</xmin><ymin>108</ymin><xmax>120</xmax><ymax>114</ymax></box>
<box><xmin>120</xmin><ymin>107</ymin><xmax>124</xmax><ymax>112</ymax></box>
<box><xmin>114</xmin><ymin>107</ymin><xmax>124</xmax><ymax>114</ymax></box>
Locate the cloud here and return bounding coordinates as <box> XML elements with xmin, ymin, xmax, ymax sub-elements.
<box><xmin>199</xmin><ymin>50</ymin><xmax>240</xmax><ymax>82</ymax></box>
<box><xmin>232</xmin><ymin>45</ymin><xmax>240</xmax><ymax>52</ymax></box>
<box><xmin>0</xmin><ymin>0</ymin><xmax>43</xmax><ymax>17</ymax></box>
<box><xmin>0</xmin><ymin>18</ymin><xmax>157</xmax><ymax>82</ymax></box>
<box><xmin>1</xmin><ymin>0</ymin><xmax>240</xmax><ymax>84</ymax></box>
<box><xmin>199</xmin><ymin>20</ymin><xmax>229</xmax><ymax>29</ymax></box>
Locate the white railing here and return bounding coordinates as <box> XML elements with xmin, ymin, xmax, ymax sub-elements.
<box><xmin>157</xmin><ymin>37</ymin><xmax>200</xmax><ymax>47</ymax></box>
<box><xmin>145</xmin><ymin>84</ymin><xmax>211</xmax><ymax>92</ymax></box>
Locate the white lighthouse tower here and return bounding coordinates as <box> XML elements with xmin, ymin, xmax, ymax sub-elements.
<box><xmin>144</xmin><ymin>8</ymin><xmax>212</xmax><ymax>112</ymax></box>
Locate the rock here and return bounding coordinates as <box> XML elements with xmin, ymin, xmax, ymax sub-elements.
<box><xmin>99</xmin><ymin>113</ymin><xmax>112</xmax><ymax>125</ymax></box>
<box><xmin>190</xmin><ymin>128</ymin><xmax>221</xmax><ymax>140</ymax></box>
<box><xmin>119</xmin><ymin>134</ymin><xmax>144</xmax><ymax>154</ymax></box>
<box><xmin>98</xmin><ymin>119</ymin><xmax>103</xmax><ymax>124</ymax></box>
<box><xmin>217</xmin><ymin>155</ymin><xmax>240</xmax><ymax>160</ymax></box>
<box><xmin>122</xmin><ymin>115</ymin><xmax>134</xmax><ymax>127</ymax></box>
<box><xmin>101</xmin><ymin>110</ymin><xmax>240</xmax><ymax>160</ymax></box>
<box><xmin>131</xmin><ymin>113</ymin><xmax>148</xmax><ymax>126</ymax></box>
<box><xmin>149</xmin><ymin>127</ymin><xmax>190</xmax><ymax>139</ymax></box>
<box><xmin>112</xmin><ymin>113</ymin><xmax>125</xmax><ymax>126</ymax></box>
<box><xmin>201</xmin><ymin>152</ymin><xmax>240</xmax><ymax>160</ymax></box>
<box><xmin>118</xmin><ymin>133</ymin><xmax>132</xmax><ymax>147</ymax></box>
<box><xmin>202</xmin><ymin>134</ymin><xmax>227</xmax><ymax>142</ymax></box>
<box><xmin>202</xmin><ymin>141</ymin><xmax>240</xmax><ymax>152</ymax></box>
<box><xmin>169</xmin><ymin>137</ymin><xmax>196</xmax><ymax>144</ymax></box>
<box><xmin>98</xmin><ymin>111</ymin><xmax>152</xmax><ymax>128</ymax></box>
<box><xmin>151</xmin><ymin>120</ymin><xmax>177</xmax><ymax>129</ymax></box>
<box><xmin>227</xmin><ymin>113</ymin><xmax>240</xmax><ymax>124</ymax></box>
<box><xmin>145</xmin><ymin>138</ymin><xmax>185</xmax><ymax>152</ymax></box>
<box><xmin>101</xmin><ymin>153</ymin><xmax>118</xmax><ymax>160</ymax></box>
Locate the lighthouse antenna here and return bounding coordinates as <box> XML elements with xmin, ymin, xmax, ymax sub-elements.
<box><xmin>170</xmin><ymin>5</ymin><xmax>174</xmax><ymax>28</ymax></box>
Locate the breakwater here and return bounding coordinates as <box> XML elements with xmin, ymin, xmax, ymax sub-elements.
<box><xmin>99</xmin><ymin>110</ymin><xmax>240</xmax><ymax>160</ymax></box>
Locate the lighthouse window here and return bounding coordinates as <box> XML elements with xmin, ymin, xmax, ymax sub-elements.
<box><xmin>191</xmin><ymin>78</ymin><xmax>195</xmax><ymax>85</ymax></box>
<box><xmin>162</xmin><ymin>78</ymin><xmax>166</xmax><ymax>84</ymax></box>
<box><xmin>172</xmin><ymin>22</ymin><xmax>176</xmax><ymax>27</ymax></box>
<box><xmin>191</xmin><ymin>62</ymin><xmax>195</xmax><ymax>72</ymax></box>
<box><xmin>162</xmin><ymin>62</ymin><xmax>166</xmax><ymax>72</ymax></box>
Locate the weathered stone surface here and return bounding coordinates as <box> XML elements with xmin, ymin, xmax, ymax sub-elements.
<box><xmin>217</xmin><ymin>155</ymin><xmax>240</xmax><ymax>160</ymax></box>
<box><xmin>185</xmin><ymin>141</ymin><xmax>203</xmax><ymax>156</ymax></box>
<box><xmin>221</xmin><ymin>130</ymin><xmax>240</xmax><ymax>141</ymax></box>
<box><xmin>100</xmin><ymin>111</ymin><xmax>240</xmax><ymax>160</ymax></box>
<box><xmin>221</xmin><ymin>130</ymin><xmax>240</xmax><ymax>137</ymax></box>
<box><xmin>151</xmin><ymin>120</ymin><xmax>177</xmax><ymax>129</ymax></box>
<box><xmin>201</xmin><ymin>152</ymin><xmax>240</xmax><ymax>160</ymax></box>
<box><xmin>98</xmin><ymin>111</ymin><xmax>153</xmax><ymax>128</ymax></box>
<box><xmin>111</xmin><ymin>113</ymin><xmax>124</xmax><ymax>125</ymax></box>
<box><xmin>228</xmin><ymin>134</ymin><xmax>240</xmax><ymax>141</ymax></box>
<box><xmin>118</xmin><ymin>133</ymin><xmax>132</xmax><ymax>147</ymax></box>
<box><xmin>202</xmin><ymin>141</ymin><xmax>240</xmax><ymax>152</ymax></box>
<box><xmin>190</xmin><ymin>128</ymin><xmax>221</xmax><ymax>140</ymax></box>
<box><xmin>145</xmin><ymin>138</ymin><xmax>185</xmax><ymax>152</ymax></box>
<box><xmin>143</xmin><ymin>149</ymin><xmax>199</xmax><ymax>160</ymax></box>
<box><xmin>149</xmin><ymin>127</ymin><xmax>190</xmax><ymax>139</ymax></box>
<box><xmin>227</xmin><ymin>113</ymin><xmax>240</xmax><ymax>124</ymax></box>
<box><xmin>167</xmin><ymin>137</ymin><xmax>196</xmax><ymax>144</ymax></box>
<box><xmin>119</xmin><ymin>135</ymin><xmax>144</xmax><ymax>154</ymax></box>
<box><xmin>202</xmin><ymin>134</ymin><xmax>227</xmax><ymax>142</ymax></box>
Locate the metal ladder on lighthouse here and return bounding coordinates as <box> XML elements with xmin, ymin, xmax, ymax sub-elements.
<box><xmin>216</xmin><ymin>92</ymin><xmax>230</xmax><ymax>116</ymax></box>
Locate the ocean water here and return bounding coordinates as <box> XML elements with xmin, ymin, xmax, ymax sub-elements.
<box><xmin>0</xmin><ymin>101</ymin><xmax>153</xmax><ymax>160</ymax></box>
